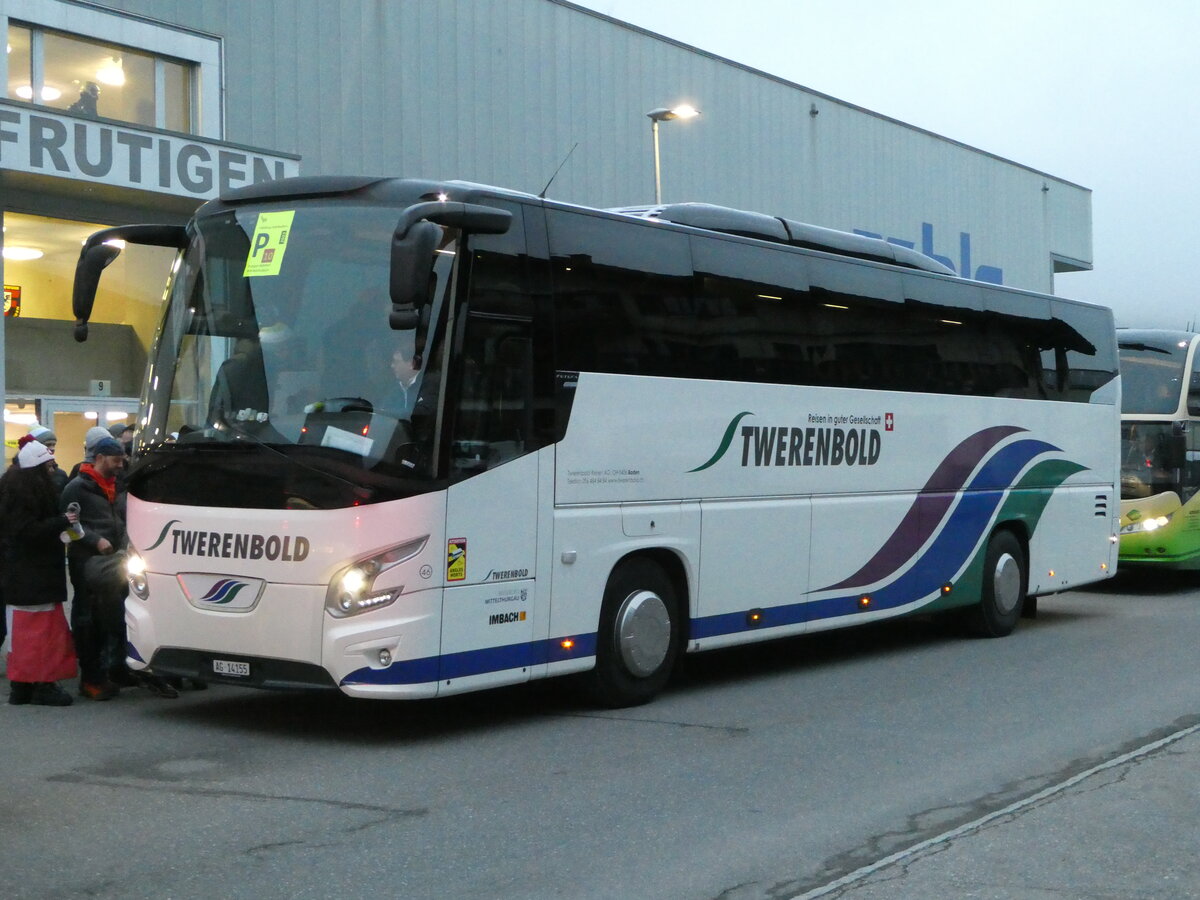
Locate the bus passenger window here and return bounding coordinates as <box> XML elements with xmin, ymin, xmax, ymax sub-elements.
<box><xmin>450</xmin><ymin>315</ymin><xmax>534</xmax><ymax>478</ymax></box>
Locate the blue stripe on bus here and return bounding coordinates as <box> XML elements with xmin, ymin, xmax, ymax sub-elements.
<box><xmin>343</xmin><ymin>437</ymin><xmax>1067</xmax><ymax>686</ymax></box>
<box><xmin>340</xmin><ymin>633</ymin><xmax>599</xmax><ymax>686</ymax></box>
<box><xmin>695</xmin><ymin>439</ymin><xmax>1059</xmax><ymax>640</ymax></box>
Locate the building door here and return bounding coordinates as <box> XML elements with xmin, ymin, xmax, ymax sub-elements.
<box><xmin>39</xmin><ymin>397</ymin><xmax>139</xmax><ymax>473</ymax></box>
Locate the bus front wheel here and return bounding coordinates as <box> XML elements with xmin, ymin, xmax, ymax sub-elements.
<box><xmin>966</xmin><ymin>530</ymin><xmax>1027</xmax><ymax>638</ymax></box>
<box><xmin>586</xmin><ymin>558</ymin><xmax>682</xmax><ymax>708</ymax></box>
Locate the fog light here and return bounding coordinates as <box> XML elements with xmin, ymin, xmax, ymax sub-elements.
<box><xmin>339</xmin><ymin>593</ymin><xmax>354</xmax><ymax>611</ymax></box>
<box><xmin>129</xmin><ymin>573</ymin><xmax>149</xmax><ymax>600</ymax></box>
<box><xmin>378</xmin><ymin>648</ymin><xmax>392</xmax><ymax>667</ymax></box>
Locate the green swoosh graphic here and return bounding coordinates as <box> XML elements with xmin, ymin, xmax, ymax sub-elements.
<box><xmin>689</xmin><ymin>411</ymin><xmax>754</xmax><ymax>472</ymax></box>
<box><xmin>927</xmin><ymin>458</ymin><xmax>1089</xmax><ymax>613</ymax></box>
<box><xmin>143</xmin><ymin>519</ymin><xmax>181</xmax><ymax>551</ymax></box>
<box><xmin>215</xmin><ymin>584</ymin><xmax>246</xmax><ymax>605</ymax></box>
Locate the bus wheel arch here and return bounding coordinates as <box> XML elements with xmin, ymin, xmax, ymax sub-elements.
<box><xmin>585</xmin><ymin>550</ymin><xmax>687</xmax><ymax>708</ymax></box>
<box><xmin>965</xmin><ymin>525</ymin><xmax>1028</xmax><ymax>638</ymax></box>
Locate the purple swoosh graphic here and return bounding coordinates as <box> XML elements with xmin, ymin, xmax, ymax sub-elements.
<box><xmin>817</xmin><ymin>424</ymin><xmax>1026</xmax><ymax>592</ymax></box>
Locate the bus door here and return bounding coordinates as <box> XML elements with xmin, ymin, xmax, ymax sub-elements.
<box><xmin>440</xmin><ymin>208</ymin><xmax>547</xmax><ymax>693</ymax></box>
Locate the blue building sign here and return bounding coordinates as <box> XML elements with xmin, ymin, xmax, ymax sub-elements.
<box><xmin>856</xmin><ymin>222</ymin><xmax>1003</xmax><ymax>284</ymax></box>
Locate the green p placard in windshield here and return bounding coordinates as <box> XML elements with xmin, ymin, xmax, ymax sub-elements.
<box><xmin>243</xmin><ymin>210</ymin><xmax>296</xmax><ymax>277</ymax></box>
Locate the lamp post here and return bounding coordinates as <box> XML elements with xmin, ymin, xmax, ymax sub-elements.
<box><xmin>647</xmin><ymin>104</ymin><xmax>700</xmax><ymax>205</ymax></box>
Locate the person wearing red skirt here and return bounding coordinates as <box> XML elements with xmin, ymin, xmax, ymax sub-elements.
<box><xmin>1</xmin><ymin>440</ymin><xmax>79</xmax><ymax>706</ymax></box>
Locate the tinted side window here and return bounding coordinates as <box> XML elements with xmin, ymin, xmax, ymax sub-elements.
<box><xmin>695</xmin><ymin>236</ymin><xmax>1046</xmax><ymax>398</ymax></box>
<box><xmin>548</xmin><ymin>210</ymin><xmax>692</xmax><ymax>378</ymax></box>
<box><xmin>449</xmin><ymin>206</ymin><xmax>538</xmax><ymax>480</ymax></box>
<box><xmin>1044</xmin><ymin>300</ymin><xmax>1118</xmax><ymax>402</ymax></box>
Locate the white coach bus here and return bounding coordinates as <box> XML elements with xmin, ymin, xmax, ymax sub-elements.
<box><xmin>72</xmin><ymin>177</ymin><xmax>1120</xmax><ymax>707</ymax></box>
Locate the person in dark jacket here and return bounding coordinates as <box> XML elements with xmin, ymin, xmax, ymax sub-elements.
<box><xmin>61</xmin><ymin>437</ymin><xmax>128</xmax><ymax>700</ymax></box>
<box><xmin>61</xmin><ymin>437</ymin><xmax>177</xmax><ymax>700</ymax></box>
<box><xmin>0</xmin><ymin>440</ymin><xmax>78</xmax><ymax>706</ymax></box>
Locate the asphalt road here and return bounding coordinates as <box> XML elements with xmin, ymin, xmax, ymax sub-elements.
<box><xmin>2</xmin><ymin>571</ymin><xmax>1198</xmax><ymax>899</ymax></box>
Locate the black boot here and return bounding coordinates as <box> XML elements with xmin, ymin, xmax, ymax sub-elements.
<box><xmin>8</xmin><ymin>681</ymin><xmax>34</xmax><ymax>705</ymax></box>
<box><xmin>30</xmin><ymin>682</ymin><xmax>74</xmax><ymax>706</ymax></box>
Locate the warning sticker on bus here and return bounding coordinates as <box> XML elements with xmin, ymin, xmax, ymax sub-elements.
<box><xmin>243</xmin><ymin>210</ymin><xmax>295</xmax><ymax>277</ymax></box>
<box><xmin>447</xmin><ymin>538</ymin><xmax>467</xmax><ymax>582</ymax></box>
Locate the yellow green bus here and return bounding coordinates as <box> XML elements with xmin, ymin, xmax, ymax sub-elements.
<box><xmin>1118</xmin><ymin>329</ymin><xmax>1200</xmax><ymax>568</ymax></box>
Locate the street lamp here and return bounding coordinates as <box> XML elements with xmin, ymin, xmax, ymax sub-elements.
<box><xmin>647</xmin><ymin>104</ymin><xmax>701</xmax><ymax>205</ymax></box>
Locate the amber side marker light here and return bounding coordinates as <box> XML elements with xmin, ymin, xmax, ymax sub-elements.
<box><xmin>1048</xmin><ymin>570</ymin><xmax>1056</xmax><ymax>578</ymax></box>
<box><xmin>560</xmin><ymin>638</ymin><xmax>575</xmax><ymax>651</ymax></box>
<box><xmin>858</xmin><ymin>595</ymin><xmax>871</xmax><ymax>609</ymax></box>
<box><xmin>941</xmin><ymin>583</ymin><xmax>953</xmax><ymax>595</ymax></box>
<box><xmin>746</xmin><ymin>608</ymin><xmax>765</xmax><ymax>627</ymax></box>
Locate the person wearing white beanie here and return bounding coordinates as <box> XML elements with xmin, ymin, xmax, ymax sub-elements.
<box><xmin>17</xmin><ymin>440</ymin><xmax>55</xmax><ymax>470</ymax></box>
<box><xmin>0</xmin><ymin>440</ymin><xmax>79</xmax><ymax>706</ymax></box>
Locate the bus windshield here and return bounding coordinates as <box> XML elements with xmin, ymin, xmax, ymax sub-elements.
<box><xmin>1118</xmin><ymin>335</ymin><xmax>1188</xmax><ymax>414</ymax></box>
<box><xmin>134</xmin><ymin>201</ymin><xmax>456</xmax><ymax>509</ymax></box>
<box><xmin>1120</xmin><ymin>421</ymin><xmax>1184</xmax><ymax>499</ymax></box>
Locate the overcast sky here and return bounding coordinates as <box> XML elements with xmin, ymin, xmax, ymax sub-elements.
<box><xmin>573</xmin><ymin>0</ymin><xmax>1197</xmax><ymax>329</ymax></box>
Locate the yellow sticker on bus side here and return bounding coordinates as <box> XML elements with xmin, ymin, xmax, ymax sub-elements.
<box><xmin>447</xmin><ymin>538</ymin><xmax>467</xmax><ymax>582</ymax></box>
<box><xmin>243</xmin><ymin>210</ymin><xmax>296</xmax><ymax>277</ymax></box>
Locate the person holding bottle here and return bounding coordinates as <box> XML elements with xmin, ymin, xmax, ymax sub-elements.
<box><xmin>0</xmin><ymin>440</ymin><xmax>79</xmax><ymax>706</ymax></box>
<box><xmin>61</xmin><ymin>437</ymin><xmax>178</xmax><ymax>700</ymax></box>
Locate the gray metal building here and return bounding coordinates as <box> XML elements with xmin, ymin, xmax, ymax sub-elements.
<box><xmin>1</xmin><ymin>0</ymin><xmax>1092</xmax><ymax>468</ymax></box>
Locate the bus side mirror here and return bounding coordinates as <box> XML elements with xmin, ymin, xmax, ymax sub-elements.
<box><xmin>1162</xmin><ymin>432</ymin><xmax>1187</xmax><ymax>469</ymax></box>
<box><xmin>389</xmin><ymin>221</ymin><xmax>441</xmax><ymax>330</ymax></box>
<box><xmin>1188</xmin><ymin>379</ymin><xmax>1200</xmax><ymax>416</ymax></box>
<box><xmin>72</xmin><ymin>224</ymin><xmax>188</xmax><ymax>342</ymax></box>
<box><xmin>389</xmin><ymin>201</ymin><xmax>514</xmax><ymax>331</ymax></box>
<box><xmin>72</xmin><ymin>243</ymin><xmax>122</xmax><ymax>342</ymax></box>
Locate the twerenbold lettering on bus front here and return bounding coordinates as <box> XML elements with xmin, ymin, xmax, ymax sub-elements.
<box><xmin>170</xmin><ymin>529</ymin><xmax>310</xmax><ymax>561</ymax></box>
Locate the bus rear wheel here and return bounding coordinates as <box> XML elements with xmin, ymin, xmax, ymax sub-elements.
<box><xmin>586</xmin><ymin>558</ymin><xmax>682</xmax><ymax>708</ymax></box>
<box><xmin>965</xmin><ymin>530</ymin><xmax>1027</xmax><ymax>638</ymax></box>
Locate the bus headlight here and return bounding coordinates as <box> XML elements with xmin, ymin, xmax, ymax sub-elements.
<box><xmin>126</xmin><ymin>551</ymin><xmax>150</xmax><ymax>600</ymax></box>
<box><xmin>1120</xmin><ymin>515</ymin><xmax>1171</xmax><ymax>535</ymax></box>
<box><xmin>325</xmin><ymin>537</ymin><xmax>428</xmax><ymax>618</ymax></box>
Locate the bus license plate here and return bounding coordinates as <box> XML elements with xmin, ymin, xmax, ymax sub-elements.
<box><xmin>212</xmin><ymin>659</ymin><xmax>250</xmax><ymax>677</ymax></box>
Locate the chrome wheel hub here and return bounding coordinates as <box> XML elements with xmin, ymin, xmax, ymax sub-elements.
<box><xmin>992</xmin><ymin>552</ymin><xmax>1021</xmax><ymax>614</ymax></box>
<box><xmin>615</xmin><ymin>589</ymin><xmax>671</xmax><ymax>677</ymax></box>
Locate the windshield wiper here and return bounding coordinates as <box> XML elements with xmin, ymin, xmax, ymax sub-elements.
<box><xmin>1118</xmin><ymin>342</ymin><xmax>1172</xmax><ymax>355</ymax></box>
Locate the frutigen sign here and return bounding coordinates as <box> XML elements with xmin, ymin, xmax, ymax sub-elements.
<box><xmin>0</xmin><ymin>101</ymin><xmax>299</xmax><ymax>199</ymax></box>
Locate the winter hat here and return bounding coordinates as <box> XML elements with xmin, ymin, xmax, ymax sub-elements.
<box><xmin>17</xmin><ymin>434</ymin><xmax>36</xmax><ymax>450</ymax></box>
<box><xmin>28</xmin><ymin>424</ymin><xmax>57</xmax><ymax>445</ymax></box>
<box><xmin>92</xmin><ymin>437</ymin><xmax>126</xmax><ymax>458</ymax></box>
<box><xmin>17</xmin><ymin>439</ymin><xmax>54</xmax><ymax>469</ymax></box>
<box><xmin>84</xmin><ymin>425</ymin><xmax>113</xmax><ymax>462</ymax></box>
<box><xmin>109</xmin><ymin>422</ymin><xmax>133</xmax><ymax>439</ymax></box>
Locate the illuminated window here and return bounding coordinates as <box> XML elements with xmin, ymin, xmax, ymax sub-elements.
<box><xmin>6</xmin><ymin>21</ymin><xmax>197</xmax><ymax>133</ymax></box>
